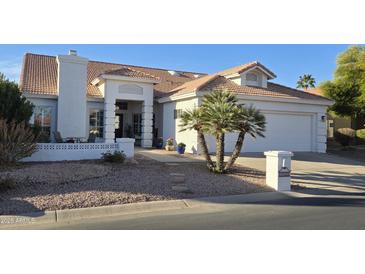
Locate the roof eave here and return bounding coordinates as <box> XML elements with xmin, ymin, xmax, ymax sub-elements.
<box><xmin>98</xmin><ymin>74</ymin><xmax>161</xmax><ymax>84</ymax></box>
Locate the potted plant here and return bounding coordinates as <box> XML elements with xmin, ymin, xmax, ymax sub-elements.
<box><xmin>156</xmin><ymin>137</ymin><xmax>163</xmax><ymax>149</ymax></box>
<box><xmin>177</xmin><ymin>142</ymin><xmax>186</xmax><ymax>154</ymax></box>
<box><xmin>165</xmin><ymin>137</ymin><xmax>175</xmax><ymax>151</ymax></box>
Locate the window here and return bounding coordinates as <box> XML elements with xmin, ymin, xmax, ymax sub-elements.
<box><xmin>89</xmin><ymin>109</ymin><xmax>104</xmax><ymax>137</ymax></box>
<box><xmin>133</xmin><ymin>114</ymin><xmax>142</xmax><ymax>136</ymax></box>
<box><xmin>246</xmin><ymin>73</ymin><xmax>258</xmax><ymax>82</ymax></box>
<box><xmin>32</xmin><ymin>106</ymin><xmax>52</xmax><ymax>138</ymax></box>
<box><xmin>174</xmin><ymin>109</ymin><xmax>183</xmax><ymax>119</ymax></box>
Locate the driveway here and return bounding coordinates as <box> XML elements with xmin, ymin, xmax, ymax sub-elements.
<box><xmin>137</xmin><ymin>148</ymin><xmax>365</xmax><ymax>195</ymax></box>
<box><xmin>236</xmin><ymin>152</ymin><xmax>365</xmax><ymax>195</ymax></box>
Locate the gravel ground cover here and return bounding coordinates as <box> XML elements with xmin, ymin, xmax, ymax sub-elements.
<box><xmin>0</xmin><ymin>154</ymin><xmax>271</xmax><ymax>215</ymax></box>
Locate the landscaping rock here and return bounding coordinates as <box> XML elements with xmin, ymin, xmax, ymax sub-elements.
<box><xmin>170</xmin><ymin>173</ymin><xmax>185</xmax><ymax>184</ymax></box>
<box><xmin>171</xmin><ymin>185</ymin><xmax>192</xmax><ymax>194</ymax></box>
<box><xmin>0</xmin><ymin>153</ymin><xmax>269</xmax><ymax>215</ymax></box>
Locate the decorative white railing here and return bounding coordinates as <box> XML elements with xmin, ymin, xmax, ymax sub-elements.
<box><xmin>22</xmin><ymin>138</ymin><xmax>135</xmax><ymax>162</ymax></box>
<box><xmin>36</xmin><ymin>143</ymin><xmax>120</xmax><ymax>151</ymax></box>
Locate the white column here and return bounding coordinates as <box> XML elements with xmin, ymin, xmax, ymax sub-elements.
<box><xmin>104</xmin><ymin>102</ymin><xmax>115</xmax><ymax>143</ymax></box>
<box><xmin>316</xmin><ymin>113</ymin><xmax>327</xmax><ymax>153</ymax></box>
<box><xmin>264</xmin><ymin>151</ymin><xmax>293</xmax><ymax>192</ymax></box>
<box><xmin>141</xmin><ymin>103</ymin><xmax>153</xmax><ymax>148</ymax></box>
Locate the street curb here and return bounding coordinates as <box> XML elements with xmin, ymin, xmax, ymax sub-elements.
<box><xmin>0</xmin><ymin>200</ymin><xmax>188</xmax><ymax>228</ymax></box>
<box><xmin>0</xmin><ymin>191</ymin><xmax>307</xmax><ymax>228</ymax></box>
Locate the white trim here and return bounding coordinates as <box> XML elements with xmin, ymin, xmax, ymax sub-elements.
<box><xmin>158</xmin><ymin>90</ymin><xmax>333</xmax><ymax>106</ymax></box>
<box><xmin>234</xmin><ymin>93</ymin><xmax>333</xmax><ymax>106</ymax></box>
<box><xmin>22</xmin><ymin>92</ymin><xmax>58</xmax><ymax>99</ymax></box>
<box><xmin>157</xmin><ymin>91</ymin><xmax>198</xmax><ymax>103</ymax></box>
<box><xmin>224</xmin><ymin>65</ymin><xmax>276</xmax><ymax>80</ymax></box>
<box><xmin>244</xmin><ymin>66</ymin><xmax>276</xmax><ymax>79</ymax></box>
<box><xmin>87</xmin><ymin>97</ymin><xmax>104</xmax><ymax>102</ymax></box>
<box><xmin>95</xmin><ymin>74</ymin><xmax>160</xmax><ymax>84</ymax></box>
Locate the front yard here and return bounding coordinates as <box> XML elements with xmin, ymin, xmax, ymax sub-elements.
<box><xmin>0</xmin><ymin>154</ymin><xmax>270</xmax><ymax>215</ymax></box>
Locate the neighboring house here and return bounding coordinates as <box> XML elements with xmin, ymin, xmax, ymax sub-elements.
<box><xmin>306</xmin><ymin>88</ymin><xmax>352</xmax><ymax>138</ymax></box>
<box><xmin>20</xmin><ymin>51</ymin><xmax>333</xmax><ymax>153</ymax></box>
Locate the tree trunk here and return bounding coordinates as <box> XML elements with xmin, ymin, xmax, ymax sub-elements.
<box><xmin>215</xmin><ymin>132</ymin><xmax>225</xmax><ymax>173</ymax></box>
<box><xmin>197</xmin><ymin>130</ymin><xmax>214</xmax><ymax>170</ymax></box>
<box><xmin>224</xmin><ymin>131</ymin><xmax>245</xmax><ymax>172</ymax></box>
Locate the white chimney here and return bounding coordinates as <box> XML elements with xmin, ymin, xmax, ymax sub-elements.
<box><xmin>56</xmin><ymin>53</ymin><xmax>88</xmax><ymax>139</ymax></box>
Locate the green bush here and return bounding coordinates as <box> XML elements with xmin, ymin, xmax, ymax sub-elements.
<box><xmin>356</xmin><ymin>129</ymin><xmax>365</xmax><ymax>140</ymax></box>
<box><xmin>101</xmin><ymin>151</ymin><xmax>126</xmax><ymax>163</ymax></box>
<box><xmin>335</xmin><ymin>128</ymin><xmax>356</xmax><ymax>146</ymax></box>
<box><xmin>0</xmin><ymin>119</ymin><xmax>38</xmax><ymax>164</ymax></box>
<box><xmin>0</xmin><ymin>77</ymin><xmax>34</xmax><ymax>124</ymax></box>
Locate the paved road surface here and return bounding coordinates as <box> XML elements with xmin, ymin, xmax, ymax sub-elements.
<box><xmin>15</xmin><ymin>193</ymin><xmax>365</xmax><ymax>229</ymax></box>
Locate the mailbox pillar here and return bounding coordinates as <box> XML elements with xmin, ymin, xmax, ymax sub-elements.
<box><xmin>264</xmin><ymin>151</ymin><xmax>294</xmax><ymax>191</ymax></box>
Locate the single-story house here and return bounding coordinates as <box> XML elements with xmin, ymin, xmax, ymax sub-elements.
<box><xmin>20</xmin><ymin>50</ymin><xmax>333</xmax><ymax>154</ymax></box>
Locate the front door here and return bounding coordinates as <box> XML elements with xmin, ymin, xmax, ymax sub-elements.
<box><xmin>115</xmin><ymin>113</ymin><xmax>124</xmax><ymax>138</ymax></box>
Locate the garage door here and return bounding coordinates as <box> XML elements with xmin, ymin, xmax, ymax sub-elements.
<box><xmin>206</xmin><ymin>112</ymin><xmax>313</xmax><ymax>153</ymax></box>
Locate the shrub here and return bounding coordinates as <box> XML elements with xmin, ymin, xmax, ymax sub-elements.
<box><xmin>177</xmin><ymin>142</ymin><xmax>186</xmax><ymax>149</ymax></box>
<box><xmin>335</xmin><ymin>128</ymin><xmax>356</xmax><ymax>146</ymax></box>
<box><xmin>0</xmin><ymin>77</ymin><xmax>34</xmax><ymax>124</ymax></box>
<box><xmin>0</xmin><ymin>119</ymin><xmax>38</xmax><ymax>164</ymax></box>
<box><xmin>166</xmin><ymin>137</ymin><xmax>174</xmax><ymax>146</ymax></box>
<box><xmin>101</xmin><ymin>151</ymin><xmax>126</xmax><ymax>163</ymax></box>
<box><xmin>356</xmin><ymin>129</ymin><xmax>365</xmax><ymax>140</ymax></box>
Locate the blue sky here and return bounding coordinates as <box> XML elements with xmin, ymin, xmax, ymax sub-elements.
<box><xmin>0</xmin><ymin>44</ymin><xmax>352</xmax><ymax>87</ymax></box>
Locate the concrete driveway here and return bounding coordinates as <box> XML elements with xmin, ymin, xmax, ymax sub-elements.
<box><xmin>236</xmin><ymin>152</ymin><xmax>365</xmax><ymax>194</ymax></box>
<box><xmin>137</xmin><ymin>148</ymin><xmax>365</xmax><ymax>195</ymax></box>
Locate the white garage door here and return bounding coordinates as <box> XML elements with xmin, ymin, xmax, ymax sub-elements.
<box><xmin>206</xmin><ymin>112</ymin><xmax>313</xmax><ymax>153</ymax></box>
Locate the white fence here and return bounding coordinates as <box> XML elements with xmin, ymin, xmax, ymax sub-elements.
<box><xmin>22</xmin><ymin>138</ymin><xmax>135</xmax><ymax>162</ymax></box>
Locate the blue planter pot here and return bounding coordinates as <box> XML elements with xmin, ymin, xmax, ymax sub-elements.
<box><xmin>177</xmin><ymin>146</ymin><xmax>185</xmax><ymax>154</ymax></box>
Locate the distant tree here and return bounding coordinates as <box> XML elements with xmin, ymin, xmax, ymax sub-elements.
<box><xmin>297</xmin><ymin>74</ymin><xmax>316</xmax><ymax>90</ymax></box>
<box><xmin>0</xmin><ymin>72</ymin><xmax>7</xmax><ymax>82</ymax></box>
<box><xmin>320</xmin><ymin>46</ymin><xmax>365</xmax><ymax>118</ymax></box>
<box><xmin>0</xmin><ymin>72</ymin><xmax>34</xmax><ymax>123</ymax></box>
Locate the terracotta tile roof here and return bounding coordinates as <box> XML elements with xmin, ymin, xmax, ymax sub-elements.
<box><xmin>19</xmin><ymin>54</ymin><xmax>58</xmax><ymax>95</ymax></box>
<box><xmin>216</xmin><ymin>61</ymin><xmax>277</xmax><ymax>78</ymax></box>
<box><xmin>19</xmin><ymin>53</ymin><xmax>330</xmax><ymax>103</ymax></box>
<box><xmin>20</xmin><ymin>53</ymin><xmax>206</xmax><ymax>98</ymax></box>
<box><xmin>102</xmin><ymin>67</ymin><xmax>160</xmax><ymax>81</ymax></box>
<box><xmin>170</xmin><ymin>75</ymin><xmax>332</xmax><ymax>102</ymax></box>
<box><xmin>306</xmin><ymin>88</ymin><xmax>322</xmax><ymax>96</ymax></box>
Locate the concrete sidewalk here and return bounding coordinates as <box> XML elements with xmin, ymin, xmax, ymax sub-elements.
<box><xmin>136</xmin><ymin>148</ymin><xmax>202</xmax><ymax>163</ymax></box>
<box><xmin>0</xmin><ymin>191</ymin><xmax>298</xmax><ymax>229</ymax></box>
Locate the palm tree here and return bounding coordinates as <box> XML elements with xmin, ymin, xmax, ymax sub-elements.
<box><xmin>224</xmin><ymin>105</ymin><xmax>266</xmax><ymax>171</ymax></box>
<box><xmin>297</xmin><ymin>74</ymin><xmax>316</xmax><ymax>90</ymax></box>
<box><xmin>179</xmin><ymin>108</ymin><xmax>214</xmax><ymax>170</ymax></box>
<box><xmin>200</xmin><ymin>90</ymin><xmax>240</xmax><ymax>173</ymax></box>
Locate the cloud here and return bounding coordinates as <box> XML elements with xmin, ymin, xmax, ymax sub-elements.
<box><xmin>0</xmin><ymin>59</ymin><xmax>22</xmax><ymax>82</ymax></box>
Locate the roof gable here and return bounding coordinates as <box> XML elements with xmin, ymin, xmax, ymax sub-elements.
<box><xmin>217</xmin><ymin>61</ymin><xmax>277</xmax><ymax>79</ymax></box>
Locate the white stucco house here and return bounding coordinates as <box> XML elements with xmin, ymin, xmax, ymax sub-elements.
<box><xmin>20</xmin><ymin>50</ymin><xmax>333</xmax><ymax>155</ymax></box>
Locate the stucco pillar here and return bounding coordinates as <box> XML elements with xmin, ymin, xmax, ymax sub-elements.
<box><xmin>104</xmin><ymin>102</ymin><xmax>115</xmax><ymax>143</ymax></box>
<box><xmin>316</xmin><ymin>113</ymin><xmax>327</xmax><ymax>153</ymax></box>
<box><xmin>141</xmin><ymin>104</ymin><xmax>153</xmax><ymax>148</ymax></box>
